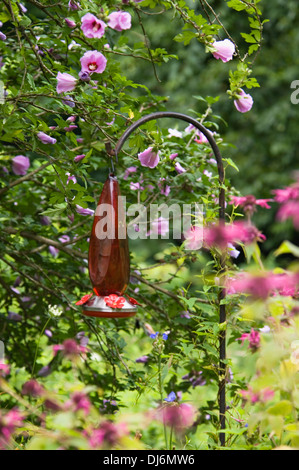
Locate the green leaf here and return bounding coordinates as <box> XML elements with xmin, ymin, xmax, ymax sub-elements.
<box><xmin>267</xmin><ymin>400</ymin><xmax>293</xmax><ymax>416</ymax></box>
<box><xmin>274</xmin><ymin>240</ymin><xmax>299</xmax><ymax>258</ymax></box>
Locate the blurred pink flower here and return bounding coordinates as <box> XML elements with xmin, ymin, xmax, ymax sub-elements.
<box><xmin>240</xmin><ymin>386</ymin><xmax>274</xmax><ymax>404</ymax></box>
<box><xmin>53</xmin><ymin>339</ymin><xmax>88</xmax><ymax>358</ymax></box>
<box><xmin>234</xmin><ymin>89</ymin><xmax>253</xmax><ymax>113</ymax></box>
<box><xmin>80</xmin><ymin>50</ymin><xmax>107</xmax><ymax>74</ymax></box>
<box><xmin>138</xmin><ymin>147</ymin><xmax>160</xmax><ymax>168</ymax></box>
<box><xmin>130</xmin><ymin>181</ymin><xmax>144</xmax><ymax>191</ymax></box>
<box><xmin>22</xmin><ymin>379</ymin><xmax>44</xmax><ymax>397</ymax></box>
<box><xmin>81</xmin><ymin>13</ymin><xmax>106</xmax><ymax>38</ymax></box>
<box><xmin>12</xmin><ymin>155</ymin><xmax>30</xmax><ymax>175</ymax></box>
<box><xmin>0</xmin><ymin>363</ymin><xmax>10</xmax><ymax>377</ymax></box>
<box><xmin>89</xmin><ymin>421</ymin><xmax>128</xmax><ymax>448</ymax></box>
<box><xmin>212</xmin><ymin>39</ymin><xmax>235</xmax><ymax>62</ymax></box>
<box><xmin>169</xmin><ymin>153</ymin><xmax>178</xmax><ymax>161</ymax></box>
<box><xmin>56</xmin><ymin>72</ymin><xmax>77</xmax><ymax>94</ymax></box>
<box><xmin>70</xmin><ymin>391</ymin><xmax>91</xmax><ymax>415</ymax></box>
<box><xmin>0</xmin><ymin>409</ymin><xmax>24</xmax><ymax>449</ymax></box>
<box><xmin>230</xmin><ymin>194</ymin><xmax>272</xmax><ymax>215</ymax></box>
<box><xmin>277</xmin><ymin>200</ymin><xmax>299</xmax><ymax>230</ymax></box>
<box><xmin>237</xmin><ymin>328</ymin><xmax>260</xmax><ymax>351</ymax></box>
<box><xmin>148</xmin><ymin>217</ymin><xmax>169</xmax><ymax>236</ymax></box>
<box><xmin>157</xmin><ymin>403</ymin><xmax>196</xmax><ymax>432</ymax></box>
<box><xmin>203</xmin><ymin>221</ymin><xmax>254</xmax><ymax>250</ymax></box>
<box><xmin>108</xmin><ymin>11</ymin><xmax>131</xmax><ymax>31</ymax></box>
<box><xmin>272</xmin><ymin>184</ymin><xmax>299</xmax><ymax>203</ymax></box>
<box><xmin>184</xmin><ymin>225</ymin><xmax>203</xmax><ymax>250</ymax></box>
<box><xmin>68</xmin><ymin>0</ymin><xmax>79</xmax><ymax>10</ymax></box>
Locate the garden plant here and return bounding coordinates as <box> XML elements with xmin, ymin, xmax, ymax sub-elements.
<box><xmin>0</xmin><ymin>0</ymin><xmax>299</xmax><ymax>451</ymax></box>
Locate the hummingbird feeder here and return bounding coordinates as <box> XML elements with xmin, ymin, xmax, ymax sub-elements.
<box><xmin>78</xmin><ymin>111</ymin><xmax>227</xmax><ymax>446</ymax></box>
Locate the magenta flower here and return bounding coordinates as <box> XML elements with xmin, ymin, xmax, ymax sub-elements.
<box><xmin>169</xmin><ymin>153</ymin><xmax>178</xmax><ymax>161</ymax></box>
<box><xmin>74</xmin><ymin>154</ymin><xmax>86</xmax><ymax>162</ymax></box>
<box><xmin>0</xmin><ymin>363</ymin><xmax>10</xmax><ymax>377</ymax></box>
<box><xmin>12</xmin><ymin>155</ymin><xmax>30</xmax><ymax>175</ymax></box>
<box><xmin>184</xmin><ymin>226</ymin><xmax>203</xmax><ymax>251</ymax></box>
<box><xmin>70</xmin><ymin>391</ymin><xmax>91</xmax><ymax>415</ymax></box>
<box><xmin>56</xmin><ymin>72</ymin><xmax>77</xmax><ymax>94</ymax></box>
<box><xmin>130</xmin><ymin>181</ymin><xmax>144</xmax><ymax>191</ymax></box>
<box><xmin>234</xmin><ymin>89</ymin><xmax>253</xmax><ymax>113</ymax></box>
<box><xmin>203</xmin><ymin>221</ymin><xmax>253</xmax><ymax>250</ymax></box>
<box><xmin>89</xmin><ymin>421</ymin><xmax>128</xmax><ymax>448</ymax></box>
<box><xmin>135</xmin><ymin>355</ymin><xmax>149</xmax><ymax>363</ymax></box>
<box><xmin>37</xmin><ymin>132</ymin><xmax>57</xmax><ymax>145</ymax></box>
<box><xmin>157</xmin><ymin>403</ymin><xmax>196</xmax><ymax>433</ymax></box>
<box><xmin>138</xmin><ymin>147</ymin><xmax>160</xmax><ymax>168</ymax></box>
<box><xmin>80</xmin><ymin>50</ymin><xmax>107</xmax><ymax>74</ymax></box>
<box><xmin>81</xmin><ymin>13</ymin><xmax>107</xmax><ymax>38</ymax></box>
<box><xmin>65</xmin><ymin>18</ymin><xmax>76</xmax><ymax>28</ymax></box>
<box><xmin>0</xmin><ymin>409</ymin><xmax>24</xmax><ymax>449</ymax></box>
<box><xmin>277</xmin><ymin>200</ymin><xmax>299</xmax><ymax>230</ymax></box>
<box><xmin>22</xmin><ymin>379</ymin><xmax>44</xmax><ymax>397</ymax></box>
<box><xmin>230</xmin><ymin>194</ymin><xmax>272</xmax><ymax>216</ymax></box>
<box><xmin>237</xmin><ymin>328</ymin><xmax>260</xmax><ymax>351</ymax></box>
<box><xmin>49</xmin><ymin>246</ymin><xmax>59</xmax><ymax>257</ymax></box>
<box><xmin>53</xmin><ymin>338</ymin><xmax>87</xmax><ymax>358</ymax></box>
<box><xmin>75</xmin><ymin>204</ymin><xmax>94</xmax><ymax>216</ymax></box>
<box><xmin>212</xmin><ymin>39</ymin><xmax>235</xmax><ymax>62</ymax></box>
<box><xmin>273</xmin><ymin>186</ymin><xmax>299</xmax><ymax>203</ymax></box>
<box><xmin>108</xmin><ymin>11</ymin><xmax>132</xmax><ymax>31</ymax></box>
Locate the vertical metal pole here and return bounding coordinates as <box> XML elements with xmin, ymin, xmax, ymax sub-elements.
<box><xmin>114</xmin><ymin>112</ymin><xmax>226</xmax><ymax>446</ymax></box>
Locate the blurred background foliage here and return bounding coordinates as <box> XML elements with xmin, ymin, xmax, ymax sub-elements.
<box><xmin>121</xmin><ymin>0</ymin><xmax>299</xmax><ymax>252</ymax></box>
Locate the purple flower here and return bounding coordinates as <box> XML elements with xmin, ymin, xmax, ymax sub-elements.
<box><xmin>162</xmin><ymin>332</ymin><xmax>169</xmax><ymax>340</ymax></box>
<box><xmin>19</xmin><ymin>3</ymin><xmax>27</xmax><ymax>13</ymax></box>
<box><xmin>164</xmin><ymin>391</ymin><xmax>176</xmax><ymax>402</ymax></box>
<box><xmin>64</xmin><ymin>124</ymin><xmax>78</xmax><ymax>132</ymax></box>
<box><xmin>169</xmin><ymin>153</ymin><xmax>178</xmax><ymax>161</ymax></box>
<box><xmin>234</xmin><ymin>89</ymin><xmax>253</xmax><ymax>113</ymax></box>
<box><xmin>78</xmin><ymin>71</ymin><xmax>90</xmax><ymax>82</ymax></box>
<box><xmin>44</xmin><ymin>329</ymin><xmax>52</xmax><ymax>338</ymax></box>
<box><xmin>37</xmin><ymin>365</ymin><xmax>51</xmax><ymax>377</ymax></box>
<box><xmin>0</xmin><ymin>32</ymin><xmax>7</xmax><ymax>41</ymax></box>
<box><xmin>58</xmin><ymin>234</ymin><xmax>70</xmax><ymax>243</ymax></box>
<box><xmin>80</xmin><ymin>50</ymin><xmax>107</xmax><ymax>74</ymax></box>
<box><xmin>158</xmin><ymin>178</ymin><xmax>170</xmax><ymax>196</ymax></box>
<box><xmin>7</xmin><ymin>311</ymin><xmax>22</xmax><ymax>322</ymax></box>
<box><xmin>138</xmin><ymin>147</ymin><xmax>160</xmax><ymax>168</ymax></box>
<box><xmin>49</xmin><ymin>246</ymin><xmax>59</xmax><ymax>257</ymax></box>
<box><xmin>56</xmin><ymin>72</ymin><xmax>77</xmax><ymax>94</ymax></box>
<box><xmin>130</xmin><ymin>181</ymin><xmax>144</xmax><ymax>191</ymax></box>
<box><xmin>68</xmin><ymin>0</ymin><xmax>79</xmax><ymax>10</ymax></box>
<box><xmin>75</xmin><ymin>204</ymin><xmax>94</xmax><ymax>216</ymax></box>
<box><xmin>62</xmin><ymin>95</ymin><xmax>75</xmax><ymax>108</ymax></box>
<box><xmin>135</xmin><ymin>355</ymin><xmax>149</xmax><ymax>363</ymax></box>
<box><xmin>37</xmin><ymin>132</ymin><xmax>57</xmax><ymax>145</ymax></box>
<box><xmin>12</xmin><ymin>155</ymin><xmax>30</xmax><ymax>175</ymax></box>
<box><xmin>150</xmin><ymin>332</ymin><xmax>159</xmax><ymax>339</ymax></box>
<box><xmin>174</xmin><ymin>162</ymin><xmax>186</xmax><ymax>174</ymax></box>
<box><xmin>212</xmin><ymin>39</ymin><xmax>235</xmax><ymax>62</ymax></box>
<box><xmin>81</xmin><ymin>13</ymin><xmax>107</xmax><ymax>39</ymax></box>
<box><xmin>71</xmin><ymin>391</ymin><xmax>91</xmax><ymax>415</ymax></box>
<box><xmin>108</xmin><ymin>11</ymin><xmax>131</xmax><ymax>31</ymax></box>
<box><xmin>65</xmin><ymin>18</ymin><xmax>76</xmax><ymax>28</ymax></box>
<box><xmin>74</xmin><ymin>154</ymin><xmax>86</xmax><ymax>162</ymax></box>
<box><xmin>40</xmin><ymin>215</ymin><xmax>51</xmax><ymax>225</ymax></box>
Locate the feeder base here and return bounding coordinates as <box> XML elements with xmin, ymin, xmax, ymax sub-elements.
<box><xmin>80</xmin><ymin>295</ymin><xmax>138</xmax><ymax>319</ymax></box>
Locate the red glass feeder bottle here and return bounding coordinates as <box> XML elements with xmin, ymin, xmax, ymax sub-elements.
<box><xmin>81</xmin><ymin>174</ymin><xmax>138</xmax><ymax>318</ymax></box>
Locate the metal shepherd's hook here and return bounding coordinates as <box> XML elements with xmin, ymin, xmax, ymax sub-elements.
<box><xmin>115</xmin><ymin>112</ymin><xmax>227</xmax><ymax>447</ymax></box>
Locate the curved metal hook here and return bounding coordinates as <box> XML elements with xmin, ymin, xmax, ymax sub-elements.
<box><xmin>114</xmin><ymin>111</ymin><xmax>227</xmax><ymax>445</ymax></box>
<box><xmin>114</xmin><ymin>111</ymin><xmax>225</xmax><ymax>221</ymax></box>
